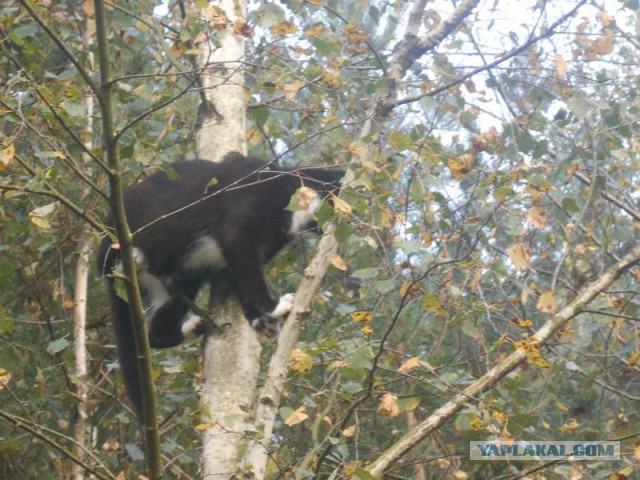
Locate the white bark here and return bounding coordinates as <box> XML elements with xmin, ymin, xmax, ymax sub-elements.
<box><xmin>196</xmin><ymin>1</ymin><xmax>256</xmax><ymax>478</ymax></box>
<box><xmin>196</xmin><ymin>0</ymin><xmax>247</xmax><ymax>160</ymax></box>
<box><xmin>71</xmin><ymin>234</ymin><xmax>91</xmax><ymax>480</ymax></box>
<box><xmin>72</xmin><ymin>36</ymin><xmax>94</xmax><ymax>478</ymax></box>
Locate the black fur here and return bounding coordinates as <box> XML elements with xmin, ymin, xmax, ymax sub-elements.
<box><xmin>97</xmin><ymin>153</ymin><xmax>342</xmax><ymax>418</ymax></box>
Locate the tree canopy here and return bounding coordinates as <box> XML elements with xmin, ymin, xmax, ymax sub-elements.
<box><xmin>0</xmin><ymin>0</ymin><xmax>639</xmax><ymax>478</ymax></box>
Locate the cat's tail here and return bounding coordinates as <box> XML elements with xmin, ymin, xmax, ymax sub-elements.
<box><xmin>98</xmin><ymin>239</ymin><xmax>145</xmax><ymax>420</ymax></box>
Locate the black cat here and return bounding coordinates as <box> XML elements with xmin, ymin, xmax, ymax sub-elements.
<box><xmin>97</xmin><ymin>153</ymin><xmax>342</xmax><ymax>418</ymax></box>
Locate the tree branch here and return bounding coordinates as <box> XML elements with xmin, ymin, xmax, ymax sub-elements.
<box><xmin>93</xmin><ymin>0</ymin><xmax>162</xmax><ymax>477</ymax></box>
<box><xmin>0</xmin><ymin>410</ymin><xmax>115</xmax><ymax>480</ymax></box>
<box><xmin>245</xmin><ymin>225</ymin><xmax>339</xmax><ymax>477</ymax></box>
<box><xmin>365</xmin><ymin>242</ymin><xmax>640</xmax><ymax>476</ymax></box>
<box><xmin>383</xmin><ymin>0</ymin><xmax>588</xmax><ymax>112</ymax></box>
<box><xmin>389</xmin><ymin>0</ymin><xmax>479</xmax><ymax>81</ymax></box>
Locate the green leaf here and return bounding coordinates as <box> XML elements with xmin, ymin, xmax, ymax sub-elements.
<box><xmin>252</xmin><ymin>106</ymin><xmax>269</xmax><ymax>127</ymax></box>
<box><xmin>254</xmin><ymin>3</ymin><xmax>286</xmax><ymax>28</ymax></box>
<box><xmin>350</xmin><ymin>268</ymin><xmax>378</xmax><ymax>279</ymax></box>
<box><xmin>561</xmin><ymin>197</ymin><xmax>580</xmax><ymax>213</ymax></box>
<box><xmin>354</xmin><ymin>467</ymin><xmax>377</xmax><ymax>480</ymax></box>
<box><xmin>60</xmin><ymin>100</ymin><xmax>86</xmax><ymax>117</ymax></box>
<box><xmin>206</xmin><ymin>176</ymin><xmax>219</xmax><ymax>189</ymax></box>
<box><xmin>12</xmin><ymin>24</ymin><xmax>38</xmax><ymax>40</ymax></box>
<box><xmin>567</xmin><ymin>93</ymin><xmax>592</xmax><ymax>120</ymax></box>
<box><xmin>0</xmin><ymin>306</ymin><xmax>15</xmax><ymax>334</ymax></box>
<box><xmin>125</xmin><ymin>443</ymin><xmax>145</xmax><ymax>461</ymax></box>
<box><xmin>47</xmin><ymin>338</ymin><xmax>70</xmax><ymax>355</ymax></box>
<box><xmin>389</xmin><ymin>131</ymin><xmax>413</xmax><ymax>151</ymax></box>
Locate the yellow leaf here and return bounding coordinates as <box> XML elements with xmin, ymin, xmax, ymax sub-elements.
<box><xmin>556</xmin><ymin>401</ymin><xmax>569</xmax><ymax>412</ymax></box>
<box><xmin>321</xmin><ymin>69</ymin><xmax>340</xmax><ymax>88</ymax></box>
<box><xmin>343</xmin><ymin>24</ymin><xmax>367</xmax><ymax>43</ymax></box>
<box><xmin>400</xmin><ymin>281</ymin><xmax>420</xmax><ymax>298</ymax></box>
<box><xmin>381</xmin><ymin>208</ymin><xmax>394</xmax><ymax>228</ymax></box>
<box><xmin>537</xmin><ymin>290</ymin><xmax>558</xmax><ymax>314</ymax></box>
<box><xmin>195</xmin><ymin>423</ymin><xmax>216</xmax><ymax>430</ymax></box>
<box><xmin>288</xmin><ymin>348</ymin><xmax>312</xmax><ymax>373</ymax></box>
<box><xmin>347</xmin><ymin>141</ymin><xmax>367</xmax><ymax>159</ymax></box>
<box><xmin>0</xmin><ymin>368</ymin><xmax>12</xmax><ymax>389</ymax></box>
<box><xmin>555</xmin><ymin>54</ymin><xmax>567</xmax><ymax>79</ymax></box>
<box><xmin>469</xmin><ymin>416</ymin><xmax>486</xmax><ymax>431</ymax></box>
<box><xmin>398</xmin><ymin>356</ymin><xmax>421</xmax><ymax>374</ymax></box>
<box><xmin>596</xmin><ymin>10</ymin><xmax>614</xmax><ymax>26</ymax></box>
<box><xmin>398</xmin><ymin>357</ymin><xmax>431</xmax><ymax>374</ymax></box>
<box><xmin>294</xmin><ymin>186</ymin><xmax>318</xmax><ymax>210</ymax></box>
<box><xmin>628</xmin><ymin>351</ymin><xmax>640</xmax><ymax>367</ymax></box>
<box><xmin>492</xmin><ymin>411</ymin><xmax>507</xmax><ymax>423</ymax></box>
<box><xmin>377</xmin><ymin>393</ymin><xmax>400</xmax><ymax>417</ymax></box>
<box><xmin>283</xmin><ymin>79</ymin><xmax>304</xmax><ymax>100</ymax></box>
<box><xmin>64</xmin><ymin>298</ymin><xmax>76</xmax><ymax>309</ymax></box>
<box><xmin>514</xmin><ymin>338</ymin><xmax>551</xmax><ymax>368</ymax></box>
<box><xmin>82</xmin><ymin>0</ymin><xmax>94</xmax><ymax>19</ymax></box>
<box><xmin>0</xmin><ymin>142</ymin><xmax>15</xmax><ymax>171</ymax></box>
<box><xmin>516</xmin><ymin>319</ymin><xmax>532</xmax><ymax>327</ymax></box>
<box><xmin>284</xmin><ymin>405</ymin><xmax>308</xmax><ymax>426</ymax></box>
<box><xmin>304</xmin><ymin>23</ymin><xmax>325</xmax><ymax>38</ymax></box>
<box><xmin>559</xmin><ymin>418</ymin><xmax>580</xmax><ymax>434</ymax></box>
<box><xmin>28</xmin><ymin>203</ymin><xmax>56</xmax><ymax>229</ymax></box>
<box><xmin>330</xmin><ymin>253</ymin><xmax>348</xmax><ymax>271</ymax></box>
<box><xmin>507</xmin><ymin>242</ymin><xmax>531</xmax><ymax>270</ymax></box>
<box><xmin>342</xmin><ymin>424</ymin><xmax>356</xmax><ymax>437</ymax></box>
<box><xmin>527</xmin><ymin>206</ymin><xmax>547</xmax><ymax>229</ymax></box>
<box><xmin>330</xmin><ymin>194</ymin><xmax>352</xmax><ymax>216</ymax></box>
<box><xmin>586</xmin><ymin>30</ymin><xmax>614</xmax><ymax>59</ymax></box>
<box><xmin>232</xmin><ymin>18</ymin><xmax>251</xmax><ymax>37</ymax></box>
<box><xmin>448</xmin><ymin>154</ymin><xmax>476</xmax><ymax>179</ymax></box>
<box><xmin>350</xmin><ymin>310</ymin><xmax>373</xmax><ymax>325</ymax></box>
<box><xmin>271</xmin><ymin>20</ymin><xmax>299</xmax><ymax>35</ymax></box>
<box><xmin>421</xmin><ymin>291</ymin><xmax>445</xmax><ymax>315</ymax></box>
<box><xmin>360</xmin><ymin>326</ymin><xmax>373</xmax><ymax>335</ymax></box>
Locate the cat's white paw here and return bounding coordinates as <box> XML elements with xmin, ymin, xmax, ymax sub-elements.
<box><xmin>270</xmin><ymin>293</ymin><xmax>295</xmax><ymax>318</ymax></box>
<box><xmin>181</xmin><ymin>314</ymin><xmax>203</xmax><ymax>339</ymax></box>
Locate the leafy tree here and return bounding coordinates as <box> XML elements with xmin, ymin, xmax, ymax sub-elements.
<box><xmin>0</xmin><ymin>0</ymin><xmax>638</xmax><ymax>479</ymax></box>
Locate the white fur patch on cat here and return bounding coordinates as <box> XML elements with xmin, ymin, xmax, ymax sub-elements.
<box><xmin>132</xmin><ymin>247</ymin><xmax>146</xmax><ymax>266</ymax></box>
<box><xmin>270</xmin><ymin>293</ymin><xmax>295</xmax><ymax>318</ymax></box>
<box><xmin>183</xmin><ymin>235</ymin><xmax>226</xmax><ymax>271</ymax></box>
<box><xmin>181</xmin><ymin>314</ymin><xmax>203</xmax><ymax>338</ymax></box>
<box><xmin>137</xmin><ymin>269</ymin><xmax>171</xmax><ymax>323</ymax></box>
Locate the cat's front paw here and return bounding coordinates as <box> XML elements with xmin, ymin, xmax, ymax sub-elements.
<box><xmin>270</xmin><ymin>293</ymin><xmax>295</xmax><ymax>318</ymax></box>
<box><xmin>181</xmin><ymin>314</ymin><xmax>204</xmax><ymax>339</ymax></box>
<box><xmin>251</xmin><ymin>316</ymin><xmax>280</xmax><ymax>339</ymax></box>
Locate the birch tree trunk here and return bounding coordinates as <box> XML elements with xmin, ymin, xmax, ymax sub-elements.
<box><xmin>195</xmin><ymin>2</ymin><xmax>257</xmax><ymax>478</ymax></box>
<box><xmin>71</xmin><ymin>23</ymin><xmax>95</xmax><ymax>478</ymax></box>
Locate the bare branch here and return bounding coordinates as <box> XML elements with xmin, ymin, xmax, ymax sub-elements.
<box><xmin>573</xmin><ymin>170</ymin><xmax>640</xmax><ymax>222</ymax></box>
<box><xmin>365</xmin><ymin>242</ymin><xmax>640</xmax><ymax>476</ymax></box>
<box><xmin>384</xmin><ymin>0</ymin><xmax>588</xmax><ymax>113</ymax></box>
<box><xmin>0</xmin><ymin>410</ymin><xmax>116</xmax><ymax>480</ymax></box>
<box><xmin>389</xmin><ymin>0</ymin><xmax>480</xmax><ymax>81</ymax></box>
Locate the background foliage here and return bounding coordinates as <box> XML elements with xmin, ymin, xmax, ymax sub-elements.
<box><xmin>1</xmin><ymin>0</ymin><xmax>639</xmax><ymax>478</ymax></box>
